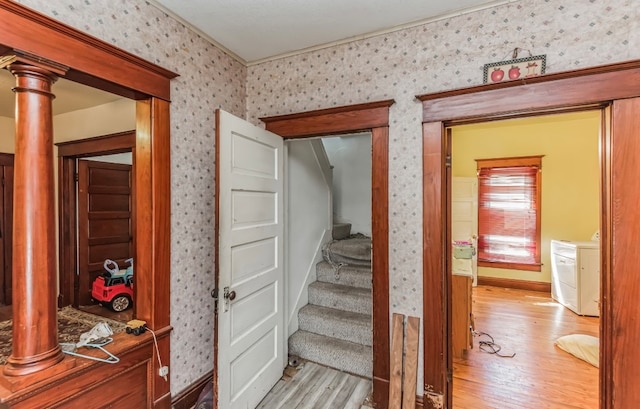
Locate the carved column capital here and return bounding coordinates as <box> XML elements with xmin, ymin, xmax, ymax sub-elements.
<box><xmin>0</xmin><ymin>50</ymin><xmax>68</xmax><ymax>76</ymax></box>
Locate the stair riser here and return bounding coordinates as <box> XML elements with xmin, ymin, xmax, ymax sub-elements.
<box><xmin>298</xmin><ymin>312</ymin><xmax>372</xmax><ymax>346</ymax></box>
<box><xmin>316</xmin><ymin>262</ymin><xmax>372</xmax><ymax>289</ymax></box>
<box><xmin>332</xmin><ymin>223</ymin><xmax>352</xmax><ymax>240</ymax></box>
<box><xmin>324</xmin><ymin>238</ymin><xmax>372</xmax><ymax>264</ymax></box>
<box><xmin>289</xmin><ymin>333</ymin><xmax>372</xmax><ymax>378</ymax></box>
<box><xmin>309</xmin><ymin>287</ymin><xmax>371</xmax><ymax>315</ymax></box>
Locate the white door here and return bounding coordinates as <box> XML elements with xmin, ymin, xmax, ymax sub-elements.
<box><xmin>216</xmin><ymin>109</ymin><xmax>285</xmax><ymax>409</ymax></box>
<box><xmin>451</xmin><ymin>177</ymin><xmax>478</xmax><ymax>286</ymax></box>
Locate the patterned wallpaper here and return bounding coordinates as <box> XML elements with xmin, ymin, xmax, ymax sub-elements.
<box><xmin>246</xmin><ymin>0</ymin><xmax>639</xmax><ymax>392</ymax></box>
<box><xmin>14</xmin><ymin>0</ymin><xmax>246</xmax><ymax>393</ymax></box>
<box><xmin>10</xmin><ymin>0</ymin><xmax>640</xmax><ymax>398</ymax></box>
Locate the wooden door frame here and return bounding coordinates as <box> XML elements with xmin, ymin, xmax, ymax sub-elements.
<box><xmin>56</xmin><ymin>131</ymin><xmax>135</xmax><ymax>308</ymax></box>
<box><xmin>0</xmin><ymin>153</ymin><xmax>13</xmax><ymax>306</ymax></box>
<box><xmin>0</xmin><ymin>1</ymin><xmax>176</xmax><ymax>406</ymax></box>
<box><xmin>417</xmin><ymin>60</ymin><xmax>640</xmax><ymax>408</ymax></box>
<box><xmin>260</xmin><ymin>99</ymin><xmax>393</xmax><ymax>408</ymax></box>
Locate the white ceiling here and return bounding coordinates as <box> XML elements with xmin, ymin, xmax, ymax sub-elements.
<box><xmin>0</xmin><ymin>0</ymin><xmax>514</xmax><ymax>117</ymax></box>
<box><xmin>150</xmin><ymin>0</ymin><xmax>515</xmax><ymax>64</ymax></box>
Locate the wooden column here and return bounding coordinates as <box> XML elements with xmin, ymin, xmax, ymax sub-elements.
<box><xmin>1</xmin><ymin>56</ymin><xmax>66</xmax><ymax>376</ymax></box>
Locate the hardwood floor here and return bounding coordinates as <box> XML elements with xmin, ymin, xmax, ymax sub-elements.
<box><xmin>0</xmin><ymin>304</ymin><xmax>132</xmax><ymax>323</ymax></box>
<box><xmin>78</xmin><ymin>303</ymin><xmax>133</xmax><ymax>322</ymax></box>
<box><xmin>258</xmin><ymin>361</ymin><xmax>372</xmax><ymax>409</ymax></box>
<box><xmin>453</xmin><ymin>286</ymin><xmax>599</xmax><ymax>409</ymax></box>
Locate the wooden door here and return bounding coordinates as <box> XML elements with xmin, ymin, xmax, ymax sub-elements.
<box><xmin>451</xmin><ymin>177</ymin><xmax>478</xmax><ymax>286</ymax></box>
<box><xmin>216</xmin><ymin>109</ymin><xmax>285</xmax><ymax>409</ymax></box>
<box><xmin>0</xmin><ymin>153</ymin><xmax>13</xmax><ymax>306</ymax></box>
<box><xmin>77</xmin><ymin>160</ymin><xmax>133</xmax><ymax>306</ymax></box>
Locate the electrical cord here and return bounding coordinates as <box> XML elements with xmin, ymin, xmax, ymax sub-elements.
<box><xmin>145</xmin><ymin>325</ymin><xmax>168</xmax><ymax>381</ymax></box>
<box><xmin>472</xmin><ymin>329</ymin><xmax>516</xmax><ymax>358</ymax></box>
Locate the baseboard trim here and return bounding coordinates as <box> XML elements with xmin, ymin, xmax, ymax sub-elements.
<box><xmin>477</xmin><ymin>276</ymin><xmax>551</xmax><ymax>293</ymax></box>
<box><xmin>154</xmin><ymin>392</ymin><xmax>172</xmax><ymax>409</ymax></box>
<box><xmin>171</xmin><ymin>370</ymin><xmax>213</xmax><ymax>409</ymax></box>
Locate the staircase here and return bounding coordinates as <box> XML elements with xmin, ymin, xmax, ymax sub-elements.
<box><xmin>288</xmin><ymin>223</ymin><xmax>373</xmax><ymax>378</ymax></box>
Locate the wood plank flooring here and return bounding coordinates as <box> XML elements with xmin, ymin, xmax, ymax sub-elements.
<box><xmin>453</xmin><ymin>286</ymin><xmax>599</xmax><ymax>409</ymax></box>
<box><xmin>257</xmin><ymin>362</ymin><xmax>371</xmax><ymax>409</ymax></box>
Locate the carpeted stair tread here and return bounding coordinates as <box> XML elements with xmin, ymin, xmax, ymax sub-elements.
<box><xmin>323</xmin><ymin>237</ymin><xmax>371</xmax><ymax>266</ymax></box>
<box><xmin>288</xmin><ymin>330</ymin><xmax>372</xmax><ymax>378</ymax></box>
<box><xmin>332</xmin><ymin>223</ymin><xmax>352</xmax><ymax>240</ymax></box>
<box><xmin>298</xmin><ymin>304</ymin><xmax>372</xmax><ymax>346</ymax></box>
<box><xmin>316</xmin><ymin>261</ymin><xmax>372</xmax><ymax>289</ymax></box>
<box><xmin>308</xmin><ymin>281</ymin><xmax>371</xmax><ymax>315</ymax></box>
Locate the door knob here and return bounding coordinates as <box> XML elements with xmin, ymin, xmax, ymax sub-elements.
<box><xmin>224</xmin><ymin>287</ymin><xmax>236</xmax><ymax>301</ymax></box>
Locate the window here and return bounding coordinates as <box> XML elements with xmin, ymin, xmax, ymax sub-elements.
<box><xmin>476</xmin><ymin>156</ymin><xmax>543</xmax><ymax>271</ymax></box>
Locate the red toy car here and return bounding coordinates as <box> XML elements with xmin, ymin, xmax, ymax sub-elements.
<box><xmin>92</xmin><ymin>271</ymin><xmax>134</xmax><ymax>312</ymax></box>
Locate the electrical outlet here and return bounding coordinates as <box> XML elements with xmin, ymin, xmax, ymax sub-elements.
<box><xmin>159</xmin><ymin>366</ymin><xmax>169</xmax><ymax>377</ymax></box>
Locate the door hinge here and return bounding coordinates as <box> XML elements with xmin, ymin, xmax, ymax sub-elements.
<box><xmin>74</xmin><ymin>172</ymin><xmax>79</xmax><ymax>182</ymax></box>
<box><xmin>211</xmin><ymin>288</ymin><xmax>219</xmax><ymax>313</ymax></box>
<box><xmin>445</xmin><ymin>156</ymin><xmax>452</xmax><ymax>167</ymax></box>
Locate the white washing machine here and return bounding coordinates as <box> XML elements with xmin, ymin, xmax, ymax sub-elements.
<box><xmin>550</xmin><ymin>240</ymin><xmax>600</xmax><ymax>317</ymax></box>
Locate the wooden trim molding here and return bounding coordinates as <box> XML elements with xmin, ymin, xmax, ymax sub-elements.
<box><xmin>417</xmin><ymin>59</ymin><xmax>640</xmax><ymax>102</ymax></box>
<box><xmin>260</xmin><ymin>99</ymin><xmax>394</xmax><ymax>138</ymax></box>
<box><xmin>417</xmin><ymin>60</ymin><xmax>640</xmax><ymax>123</ymax></box>
<box><xmin>172</xmin><ymin>371</ymin><xmax>213</xmax><ymax>409</ymax></box>
<box><xmin>56</xmin><ymin>130</ymin><xmax>135</xmax><ymax>157</ymax></box>
<box><xmin>422</xmin><ymin>121</ymin><xmax>448</xmax><ymax>405</ymax></box>
<box><xmin>608</xmin><ymin>97</ymin><xmax>640</xmax><ymax>407</ymax></box>
<box><xmin>476</xmin><ymin>277</ymin><xmax>551</xmax><ymax>293</ymax></box>
<box><xmin>0</xmin><ymin>2</ymin><xmax>175</xmax><ymax>406</ymax></box>
<box><xmin>418</xmin><ymin>59</ymin><xmax>640</xmax><ymax>409</ymax></box>
<box><xmin>598</xmin><ymin>106</ymin><xmax>612</xmax><ymax>409</ymax></box>
<box><xmin>371</xmin><ymin>126</ymin><xmax>390</xmax><ymax>408</ymax></box>
<box><xmin>0</xmin><ymin>0</ymin><xmax>177</xmax><ymax>100</ymax></box>
<box><xmin>262</xmin><ymin>99</ymin><xmax>393</xmax><ymax>409</ymax></box>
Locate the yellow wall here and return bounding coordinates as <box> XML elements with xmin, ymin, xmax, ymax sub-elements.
<box><xmin>0</xmin><ymin>98</ymin><xmax>135</xmax><ymax>151</ymax></box>
<box><xmin>0</xmin><ymin>116</ymin><xmax>15</xmax><ymax>153</ymax></box>
<box><xmin>53</xmin><ymin>98</ymin><xmax>135</xmax><ymax>142</ymax></box>
<box><xmin>451</xmin><ymin>111</ymin><xmax>600</xmax><ymax>283</ymax></box>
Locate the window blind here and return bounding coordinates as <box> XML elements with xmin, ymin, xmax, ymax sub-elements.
<box><xmin>477</xmin><ymin>165</ymin><xmax>539</xmax><ymax>265</ymax></box>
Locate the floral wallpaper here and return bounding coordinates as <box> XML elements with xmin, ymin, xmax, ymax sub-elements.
<box><xmin>246</xmin><ymin>0</ymin><xmax>639</xmax><ymax>392</ymax></box>
<box><xmin>10</xmin><ymin>0</ymin><xmax>640</xmax><ymax>398</ymax></box>
<box><xmin>14</xmin><ymin>0</ymin><xmax>246</xmax><ymax>394</ymax></box>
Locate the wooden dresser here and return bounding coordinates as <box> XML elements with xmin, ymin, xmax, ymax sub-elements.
<box><xmin>452</xmin><ymin>273</ymin><xmax>473</xmax><ymax>360</ymax></box>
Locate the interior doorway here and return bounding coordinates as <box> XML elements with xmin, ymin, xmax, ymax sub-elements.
<box><xmin>77</xmin><ymin>158</ymin><xmax>133</xmax><ymax>306</ymax></box>
<box><xmin>262</xmin><ymin>101</ymin><xmax>392</xmax><ymax>406</ymax></box>
<box><xmin>419</xmin><ymin>60</ymin><xmax>640</xmax><ymax>409</ymax></box>
<box><xmin>447</xmin><ymin>111</ymin><xmax>601</xmax><ymax>407</ymax></box>
<box><xmin>57</xmin><ymin>130</ymin><xmax>135</xmax><ymax>313</ymax></box>
<box><xmin>284</xmin><ymin>131</ymin><xmax>373</xmax><ymax>378</ymax></box>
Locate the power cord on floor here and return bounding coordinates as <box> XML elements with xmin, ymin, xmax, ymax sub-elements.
<box><xmin>472</xmin><ymin>329</ymin><xmax>516</xmax><ymax>358</ymax></box>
